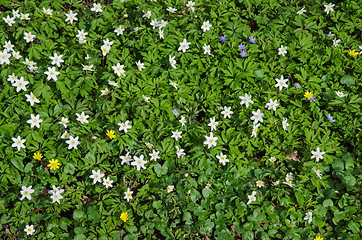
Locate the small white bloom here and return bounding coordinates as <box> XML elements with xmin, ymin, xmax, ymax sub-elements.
<box><xmin>203</xmin><ymin>44</ymin><xmax>211</xmax><ymax>55</ymax></box>
<box><xmin>335</xmin><ymin>90</ymin><xmax>347</xmax><ymax>98</ymax></box>
<box><xmin>12</xmin><ymin>136</ymin><xmax>26</xmax><ymax>151</ymax></box>
<box><xmin>171</xmin><ymin>130</ymin><xmax>182</xmax><ymax>141</ymax></box>
<box><xmin>269</xmin><ymin>157</ymin><xmax>276</xmax><ymax>163</ymax></box>
<box><xmin>179</xmin><ymin>116</ymin><xmax>186</xmax><ymax>126</ymax></box>
<box><xmin>25</xmin><ymin>92</ymin><xmax>40</xmax><ymax>106</ymax></box>
<box><xmin>251</xmin><ymin>109</ymin><xmax>264</xmax><ymax>124</ymax></box>
<box><xmin>176</xmin><ymin>146</ymin><xmax>186</xmax><ymax>158</ymax></box>
<box><xmin>278</xmin><ymin>45</ymin><xmax>287</xmax><ymax>56</ymax></box>
<box><xmin>120</xmin><ymin>152</ymin><xmax>132</xmax><ymax>165</ymax></box>
<box><xmin>324</xmin><ymin>3</ymin><xmax>335</xmax><ymax>14</ymax></box>
<box><xmin>27</xmin><ymin>114</ymin><xmax>43</xmax><ymax>128</ymax></box>
<box><xmin>297</xmin><ymin>7</ymin><xmax>306</xmax><ymax>15</ymax></box>
<box><xmin>201</xmin><ymin>21</ymin><xmax>212</xmax><ymax>32</ymax></box>
<box><xmin>90</xmin><ymin>169</ymin><xmax>105</xmax><ymax>184</ymax></box>
<box><xmin>101</xmin><ymin>87</ymin><xmax>109</xmax><ymax>95</ymax></box>
<box><xmin>167</xmin><ymin>185</ymin><xmax>174</xmax><ymax>193</ymax></box>
<box><xmin>216</xmin><ymin>152</ymin><xmax>229</xmax><ymax>166</ymax></box>
<box><xmin>275</xmin><ymin>75</ymin><xmax>289</xmax><ymax>91</ymax></box>
<box><xmin>118</xmin><ymin>120</ymin><xmax>132</xmax><ymax>133</ymax></box>
<box><xmin>311</xmin><ymin>147</ymin><xmax>325</xmax><ymax>162</ymax></box>
<box><xmin>169</xmin><ymin>55</ymin><xmax>177</xmax><ymax>69</ymax></box>
<box><xmin>131</xmin><ymin>155</ymin><xmax>147</xmax><ymax>171</ymax></box>
<box><xmin>65</xmin><ymin>136</ymin><xmax>80</xmax><ymax>150</ymax></box>
<box><xmin>265</xmin><ymin>99</ymin><xmax>279</xmax><ymax>111</ymax></box>
<box><xmin>136</xmin><ymin>60</ymin><xmax>145</xmax><ymax>71</ymax></box>
<box><xmin>44</xmin><ymin>66</ymin><xmax>60</xmax><ymax>81</ymax></box>
<box><xmin>24</xmin><ymin>225</ymin><xmax>35</xmax><ymax>235</ymax></box>
<box><xmin>282</xmin><ymin>118</ymin><xmax>289</xmax><ymax>131</ymax></box>
<box><xmin>76</xmin><ymin>112</ymin><xmax>89</xmax><ymax>124</ymax></box>
<box><xmin>149</xmin><ymin>149</ymin><xmax>160</xmax><ymax>161</ymax></box>
<box><xmin>20</xmin><ymin>185</ymin><xmax>34</xmax><ymax>200</ymax></box>
<box><xmin>333</xmin><ymin>38</ymin><xmax>340</xmax><ymax>47</ymax></box>
<box><xmin>91</xmin><ymin>3</ymin><xmax>102</xmax><ymax>13</ymax></box>
<box><xmin>178</xmin><ymin>39</ymin><xmax>191</xmax><ymax>53</ymax></box>
<box><xmin>124</xmin><ymin>188</ymin><xmax>133</xmax><ymax>201</ymax></box>
<box><xmin>304</xmin><ymin>211</ymin><xmax>313</xmax><ymax>224</ymax></box>
<box><xmin>103</xmin><ymin>177</ymin><xmax>113</xmax><ymax>188</ymax></box>
<box><xmin>256</xmin><ymin>180</ymin><xmax>264</xmax><ymax>188</ymax></box>
<box><xmin>247</xmin><ymin>191</ymin><xmax>257</xmax><ymax>205</ymax></box>
<box><xmin>221</xmin><ymin>106</ymin><xmax>233</xmax><ymax>119</ymax></box>
<box><xmin>239</xmin><ymin>93</ymin><xmax>254</xmax><ymax>108</ymax></box>
<box><xmin>24</xmin><ymin>32</ymin><xmax>36</xmax><ymax>43</ymax></box>
<box><xmin>208</xmin><ymin>117</ymin><xmax>218</xmax><ymax>131</ymax></box>
<box><xmin>204</xmin><ymin>132</ymin><xmax>218</xmax><ymax>149</ymax></box>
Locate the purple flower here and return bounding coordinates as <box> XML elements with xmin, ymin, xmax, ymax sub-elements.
<box><xmin>249</xmin><ymin>36</ymin><xmax>256</xmax><ymax>44</ymax></box>
<box><xmin>308</xmin><ymin>96</ymin><xmax>316</xmax><ymax>102</ymax></box>
<box><xmin>240</xmin><ymin>50</ymin><xmax>246</xmax><ymax>57</ymax></box>
<box><xmin>239</xmin><ymin>44</ymin><xmax>246</xmax><ymax>50</ymax></box>
<box><xmin>219</xmin><ymin>35</ymin><xmax>227</xmax><ymax>42</ymax></box>
<box><xmin>172</xmin><ymin>109</ymin><xmax>179</xmax><ymax>117</ymax></box>
<box><xmin>294</xmin><ymin>83</ymin><xmax>301</xmax><ymax>89</ymax></box>
<box><xmin>327</xmin><ymin>114</ymin><xmax>335</xmax><ymax>123</ymax></box>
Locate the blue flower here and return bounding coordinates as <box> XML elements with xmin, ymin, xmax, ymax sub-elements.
<box><xmin>240</xmin><ymin>50</ymin><xmax>246</xmax><ymax>57</ymax></box>
<box><xmin>172</xmin><ymin>109</ymin><xmax>179</xmax><ymax>117</ymax></box>
<box><xmin>239</xmin><ymin>44</ymin><xmax>246</xmax><ymax>50</ymax></box>
<box><xmin>308</xmin><ymin>96</ymin><xmax>316</xmax><ymax>102</ymax></box>
<box><xmin>249</xmin><ymin>36</ymin><xmax>256</xmax><ymax>44</ymax></box>
<box><xmin>327</xmin><ymin>113</ymin><xmax>335</xmax><ymax>123</ymax></box>
<box><xmin>294</xmin><ymin>83</ymin><xmax>301</xmax><ymax>89</ymax></box>
<box><xmin>219</xmin><ymin>35</ymin><xmax>227</xmax><ymax>42</ymax></box>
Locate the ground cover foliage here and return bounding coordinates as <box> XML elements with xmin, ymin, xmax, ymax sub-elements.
<box><xmin>0</xmin><ymin>0</ymin><xmax>361</xmax><ymax>239</ymax></box>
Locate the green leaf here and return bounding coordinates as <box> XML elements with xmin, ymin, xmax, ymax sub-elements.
<box><xmin>11</xmin><ymin>158</ymin><xmax>24</xmax><ymax>171</ymax></box>
<box><xmin>340</xmin><ymin>75</ymin><xmax>354</xmax><ymax>87</ymax></box>
<box><xmin>323</xmin><ymin>199</ymin><xmax>334</xmax><ymax>208</ymax></box>
<box><xmin>73</xmin><ymin>210</ymin><xmax>86</xmax><ymax>221</ymax></box>
<box><xmin>64</xmin><ymin>163</ymin><xmax>75</xmax><ymax>175</ymax></box>
<box><xmin>348</xmin><ymin>222</ymin><xmax>360</xmax><ymax>233</ymax></box>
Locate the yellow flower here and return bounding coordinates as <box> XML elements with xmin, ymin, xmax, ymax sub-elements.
<box><xmin>314</xmin><ymin>236</ymin><xmax>323</xmax><ymax>240</ymax></box>
<box><xmin>348</xmin><ymin>49</ymin><xmax>358</xmax><ymax>57</ymax></box>
<box><xmin>33</xmin><ymin>152</ymin><xmax>43</xmax><ymax>161</ymax></box>
<box><xmin>304</xmin><ymin>91</ymin><xmax>313</xmax><ymax>99</ymax></box>
<box><xmin>120</xmin><ymin>212</ymin><xmax>128</xmax><ymax>222</ymax></box>
<box><xmin>106</xmin><ymin>130</ymin><xmax>115</xmax><ymax>139</ymax></box>
<box><xmin>47</xmin><ymin>159</ymin><xmax>60</xmax><ymax>170</ymax></box>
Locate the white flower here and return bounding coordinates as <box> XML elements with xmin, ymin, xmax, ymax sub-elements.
<box><xmin>159</xmin><ymin>29</ymin><xmax>164</xmax><ymax>39</ymax></box>
<box><xmin>278</xmin><ymin>45</ymin><xmax>287</xmax><ymax>56</ymax></box>
<box><xmin>118</xmin><ymin>120</ymin><xmax>132</xmax><ymax>133</ymax></box>
<box><xmin>311</xmin><ymin>147</ymin><xmax>325</xmax><ymax>162</ymax></box>
<box><xmin>25</xmin><ymin>92</ymin><xmax>40</xmax><ymax>106</ymax></box>
<box><xmin>112</xmin><ymin>63</ymin><xmax>125</xmax><ymax>77</ymax></box>
<box><xmin>12</xmin><ymin>9</ymin><xmax>20</xmax><ymax>18</ymax></box>
<box><xmin>256</xmin><ymin>180</ymin><xmax>264</xmax><ymax>188</ymax></box>
<box><xmin>170</xmin><ymin>81</ymin><xmax>178</xmax><ymax>89</ymax></box>
<box><xmin>59</xmin><ymin>117</ymin><xmax>69</xmax><ymax>128</ymax></box>
<box><xmin>333</xmin><ymin>38</ymin><xmax>340</xmax><ymax>47</ymax></box>
<box><xmin>23</xmin><ymin>58</ymin><xmax>35</xmax><ymax>66</ymax></box>
<box><xmin>275</xmin><ymin>75</ymin><xmax>289</xmax><ymax>91</ymax></box>
<box><xmin>114</xmin><ymin>25</ymin><xmax>125</xmax><ymax>36</ymax></box>
<box><xmin>158</xmin><ymin>20</ymin><xmax>168</xmax><ymax>29</ymax></box>
<box><xmin>247</xmin><ymin>191</ymin><xmax>257</xmax><ymax>205</ymax></box>
<box><xmin>265</xmin><ymin>99</ymin><xmax>279</xmax><ymax>111</ymax></box>
<box><xmin>24</xmin><ymin>32</ymin><xmax>36</xmax><ymax>43</ymax></box>
<box><xmin>91</xmin><ymin>3</ymin><xmax>102</xmax><ymax>12</ymax></box>
<box><xmin>42</xmin><ymin>7</ymin><xmax>53</xmax><ymax>15</ymax></box>
<box><xmin>203</xmin><ymin>44</ymin><xmax>211</xmax><ymax>55</ymax></box>
<box><xmin>359</xmin><ymin>46</ymin><xmax>362</xmax><ymax>54</ymax></box>
<box><xmin>335</xmin><ymin>90</ymin><xmax>347</xmax><ymax>98</ymax></box>
<box><xmin>76</xmin><ymin>29</ymin><xmax>88</xmax><ymax>39</ymax></box>
<box><xmin>120</xmin><ymin>152</ymin><xmax>132</xmax><ymax>165</ymax></box>
<box><xmin>286</xmin><ymin>173</ymin><xmax>293</xmax><ymax>181</ymax></box>
<box><xmin>283</xmin><ymin>180</ymin><xmax>294</xmax><ymax>187</ymax></box>
<box><xmin>146</xmin><ymin>142</ymin><xmax>153</xmax><ymax>149</ymax></box>
<box><xmin>297</xmin><ymin>7</ymin><xmax>306</xmax><ymax>15</ymax></box>
<box><xmin>178</xmin><ymin>39</ymin><xmax>191</xmax><ymax>53</ymax></box>
<box><xmin>3</xmin><ymin>15</ymin><xmax>15</xmax><ymax>26</ymax></box>
<box><xmin>166</xmin><ymin>7</ymin><xmax>177</xmax><ymax>13</ymax></box>
<box><xmin>4</xmin><ymin>41</ymin><xmax>14</xmax><ymax>51</ymax></box>
<box><xmin>90</xmin><ymin>169</ymin><xmax>104</xmax><ymax>184</ymax></box>
<box><xmin>143</xmin><ymin>95</ymin><xmax>150</xmax><ymax>102</ymax></box>
<box><xmin>103</xmin><ymin>177</ymin><xmax>113</xmax><ymax>188</ymax></box>
<box><xmin>167</xmin><ymin>185</ymin><xmax>174</xmax><ymax>193</ymax></box>
<box><xmin>20</xmin><ymin>13</ymin><xmax>30</xmax><ymax>20</ymax></box>
<box><xmin>76</xmin><ymin>112</ymin><xmax>89</xmax><ymax>124</ymax></box>
<box><xmin>108</xmin><ymin>80</ymin><xmax>119</xmax><ymax>87</ymax></box>
<box><xmin>131</xmin><ymin>155</ymin><xmax>147</xmax><ymax>171</ymax></box>
<box><xmin>0</xmin><ymin>49</ymin><xmax>11</xmax><ymax>65</ymax></box>
<box><xmin>24</xmin><ymin>225</ymin><xmax>35</xmax><ymax>235</ymax></box>
<box><xmin>142</xmin><ymin>10</ymin><xmax>152</xmax><ymax>19</ymax></box>
<box><xmin>49</xmin><ymin>53</ymin><xmax>64</xmax><ymax>67</ymax></box>
<box><xmin>216</xmin><ymin>152</ymin><xmax>229</xmax><ymax>166</ymax></box>
<box><xmin>44</xmin><ymin>66</ymin><xmax>60</xmax><ymax>81</ymax></box>
<box><xmin>201</xmin><ymin>21</ymin><xmax>212</xmax><ymax>32</ymax></box>
<box><xmin>101</xmin><ymin>45</ymin><xmax>110</xmax><ymax>56</ymax></box>
<box><xmin>124</xmin><ymin>188</ymin><xmax>133</xmax><ymax>202</ymax></box>
<box><xmin>65</xmin><ymin>10</ymin><xmax>78</xmax><ymax>24</ymax></box>
<box><xmin>324</xmin><ymin>3</ymin><xmax>335</xmax><ymax>14</ymax></box>
<box><xmin>251</xmin><ymin>109</ymin><xmax>264</xmax><ymax>124</ymax></box>
<box><xmin>269</xmin><ymin>157</ymin><xmax>276</xmax><ymax>163</ymax></box>
<box><xmin>179</xmin><ymin>116</ymin><xmax>186</xmax><ymax>126</ymax></box>
<box><xmin>20</xmin><ymin>185</ymin><xmax>34</xmax><ymax>200</ymax></box>
<box><xmin>327</xmin><ymin>31</ymin><xmax>334</xmax><ymax>37</ymax></box>
<box><xmin>252</xmin><ymin>123</ymin><xmax>260</xmax><ymax>138</ymax></box>
<box><xmin>204</xmin><ymin>132</ymin><xmax>218</xmax><ymax>149</ymax></box>
<box><xmin>12</xmin><ymin>136</ymin><xmax>26</xmax><ymax>151</ymax></box>
<box><xmin>176</xmin><ymin>146</ymin><xmax>186</xmax><ymax>158</ymax></box>
<box><xmin>239</xmin><ymin>93</ymin><xmax>254</xmax><ymax>108</ymax></box>
<box><xmin>101</xmin><ymin>87</ymin><xmax>109</xmax><ymax>95</ymax></box>
<box><xmin>27</xmin><ymin>114</ymin><xmax>43</xmax><ymax>128</ymax></box>
<box><xmin>136</xmin><ymin>60</ymin><xmax>145</xmax><ymax>71</ymax></box>
<box><xmin>85</xmin><ymin>54</ymin><xmax>91</xmax><ymax>60</ymax></box>
<box><xmin>273</xmin><ymin>181</ymin><xmax>280</xmax><ymax>186</ymax></box>
<box><xmin>82</xmin><ymin>65</ymin><xmax>94</xmax><ymax>71</ymax></box>
<box><xmin>61</xmin><ymin>130</ymin><xmax>69</xmax><ymax>139</ymax></box>
<box><xmin>304</xmin><ymin>211</ymin><xmax>313</xmax><ymax>224</ymax></box>
<box><xmin>150</xmin><ymin>19</ymin><xmax>159</xmax><ymax>29</ymax></box>
<box><xmin>208</xmin><ymin>117</ymin><xmax>218</xmax><ymax>131</ymax></box>
<box><xmin>221</xmin><ymin>106</ymin><xmax>233</xmax><ymax>118</ymax></box>
<box><xmin>169</xmin><ymin>55</ymin><xmax>177</xmax><ymax>69</ymax></box>
<box><xmin>8</xmin><ymin>73</ymin><xmax>18</xmax><ymax>83</ymax></box>
<box><xmin>149</xmin><ymin>149</ymin><xmax>160</xmax><ymax>161</ymax></box>
<box><xmin>49</xmin><ymin>185</ymin><xmax>64</xmax><ymax>195</ymax></box>
<box><xmin>50</xmin><ymin>192</ymin><xmax>63</xmax><ymax>204</ymax></box>
<box><xmin>205</xmin><ymin>183</ymin><xmax>212</xmax><ymax>189</ymax></box>
<box><xmin>65</xmin><ymin>136</ymin><xmax>80</xmax><ymax>150</ymax></box>
<box><xmin>282</xmin><ymin>118</ymin><xmax>289</xmax><ymax>131</ymax></box>
<box><xmin>12</xmin><ymin>51</ymin><xmax>22</xmax><ymax>59</ymax></box>
<box><xmin>171</xmin><ymin>130</ymin><xmax>182</xmax><ymax>141</ymax></box>
<box><xmin>312</xmin><ymin>167</ymin><xmax>323</xmax><ymax>179</ymax></box>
